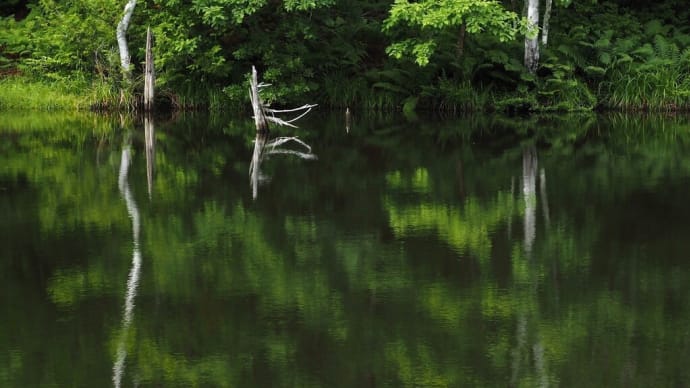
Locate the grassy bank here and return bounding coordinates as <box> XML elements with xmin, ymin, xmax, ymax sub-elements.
<box><xmin>0</xmin><ymin>77</ymin><xmax>89</xmax><ymax>111</ymax></box>
<box><xmin>0</xmin><ymin>75</ymin><xmax>239</xmax><ymax>112</ymax></box>
<box><xmin>2</xmin><ymin>73</ymin><xmax>690</xmax><ymax>114</ymax></box>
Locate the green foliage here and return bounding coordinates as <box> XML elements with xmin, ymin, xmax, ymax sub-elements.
<box><xmin>540</xmin><ymin>2</ymin><xmax>690</xmax><ymax>111</ymax></box>
<box><xmin>383</xmin><ymin>0</ymin><xmax>523</xmax><ymax>66</ymax></box>
<box><xmin>143</xmin><ymin>0</ymin><xmax>385</xmax><ymax>107</ymax></box>
<box><xmin>368</xmin><ymin>68</ymin><xmax>420</xmax><ymax>110</ymax></box>
<box><xmin>600</xmin><ymin>30</ymin><xmax>690</xmax><ymax>110</ymax></box>
<box><xmin>537</xmin><ymin>62</ymin><xmax>597</xmax><ymax>111</ymax></box>
<box><xmin>0</xmin><ymin>0</ymin><xmax>122</xmax><ymax>78</ymax></box>
<box><xmin>2</xmin><ymin>0</ymin><xmax>690</xmax><ymax>111</ymax></box>
<box><xmin>434</xmin><ymin>78</ymin><xmax>491</xmax><ymax>112</ymax></box>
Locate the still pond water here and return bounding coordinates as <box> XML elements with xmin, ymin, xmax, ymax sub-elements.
<box><xmin>2</xmin><ymin>111</ymin><xmax>690</xmax><ymax>387</ymax></box>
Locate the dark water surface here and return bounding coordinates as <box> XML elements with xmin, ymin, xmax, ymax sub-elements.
<box><xmin>2</xmin><ymin>111</ymin><xmax>690</xmax><ymax>387</ymax></box>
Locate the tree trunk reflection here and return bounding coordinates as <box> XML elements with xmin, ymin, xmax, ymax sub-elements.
<box><xmin>249</xmin><ymin>133</ymin><xmax>316</xmax><ymax>200</ymax></box>
<box><xmin>511</xmin><ymin>146</ymin><xmax>550</xmax><ymax>387</ymax></box>
<box><xmin>145</xmin><ymin>115</ymin><xmax>155</xmax><ymax>198</ymax></box>
<box><xmin>112</xmin><ymin>135</ymin><xmax>142</xmax><ymax>388</ymax></box>
<box><xmin>523</xmin><ymin>146</ymin><xmax>538</xmax><ymax>256</ymax></box>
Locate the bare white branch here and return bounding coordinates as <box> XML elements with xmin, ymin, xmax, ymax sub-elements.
<box><xmin>267</xmin><ymin>104</ymin><xmax>318</xmax><ymax>114</ymax></box>
<box><xmin>266</xmin><ymin>116</ymin><xmax>299</xmax><ymax>128</ymax></box>
<box><xmin>267</xmin><ymin>104</ymin><xmax>318</xmax><ymax>125</ymax></box>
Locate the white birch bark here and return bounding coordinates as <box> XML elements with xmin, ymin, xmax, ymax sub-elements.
<box><xmin>116</xmin><ymin>0</ymin><xmax>137</xmax><ymax>80</ymax></box>
<box><xmin>541</xmin><ymin>0</ymin><xmax>553</xmax><ymax>47</ymax></box>
<box><xmin>524</xmin><ymin>0</ymin><xmax>540</xmax><ymax>74</ymax></box>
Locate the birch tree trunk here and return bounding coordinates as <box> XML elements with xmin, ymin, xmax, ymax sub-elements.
<box><xmin>541</xmin><ymin>0</ymin><xmax>553</xmax><ymax>47</ymax></box>
<box><xmin>524</xmin><ymin>0</ymin><xmax>540</xmax><ymax>74</ymax></box>
<box><xmin>116</xmin><ymin>0</ymin><xmax>137</xmax><ymax>81</ymax></box>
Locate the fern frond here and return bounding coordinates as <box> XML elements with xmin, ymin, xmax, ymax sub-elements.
<box><xmin>594</xmin><ymin>38</ymin><xmax>611</xmax><ymax>49</ymax></box>
<box><xmin>614</xmin><ymin>37</ymin><xmax>637</xmax><ymax>53</ymax></box>
<box><xmin>644</xmin><ymin>19</ymin><xmax>670</xmax><ymax>37</ymax></box>
<box><xmin>631</xmin><ymin>44</ymin><xmax>654</xmax><ymax>60</ymax></box>
<box><xmin>556</xmin><ymin>45</ymin><xmax>588</xmax><ymax>68</ymax></box>
<box><xmin>672</xmin><ymin>31</ymin><xmax>690</xmax><ymax>46</ymax></box>
<box><xmin>376</xmin><ymin>69</ymin><xmax>412</xmax><ymax>84</ymax></box>
<box><xmin>584</xmin><ymin>66</ymin><xmax>606</xmax><ymax>76</ymax></box>
<box><xmin>614</xmin><ymin>53</ymin><xmax>633</xmax><ymax>66</ymax></box>
<box><xmin>372</xmin><ymin>82</ymin><xmax>406</xmax><ymax>94</ymax></box>
<box><xmin>599</xmin><ymin>52</ymin><xmax>612</xmax><ymax>65</ymax></box>
<box><xmin>680</xmin><ymin>47</ymin><xmax>690</xmax><ymax>64</ymax></box>
<box><xmin>654</xmin><ymin>35</ymin><xmax>679</xmax><ymax>61</ymax></box>
<box><xmin>485</xmin><ymin>50</ymin><xmax>510</xmax><ymax>65</ymax></box>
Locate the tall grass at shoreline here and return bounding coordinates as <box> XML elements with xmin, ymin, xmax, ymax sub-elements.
<box><xmin>603</xmin><ymin>67</ymin><xmax>690</xmax><ymax>111</ymax></box>
<box><xmin>0</xmin><ymin>77</ymin><xmax>87</xmax><ymax>110</ymax></box>
<box><xmin>4</xmin><ymin>73</ymin><xmax>690</xmax><ymax>113</ymax></box>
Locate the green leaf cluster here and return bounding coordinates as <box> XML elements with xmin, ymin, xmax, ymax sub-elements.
<box><xmin>383</xmin><ymin>0</ymin><xmax>523</xmax><ymax>66</ymax></box>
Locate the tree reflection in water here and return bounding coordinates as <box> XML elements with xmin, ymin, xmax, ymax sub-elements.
<box><xmin>523</xmin><ymin>146</ymin><xmax>538</xmax><ymax>256</ymax></box>
<box><xmin>145</xmin><ymin>116</ymin><xmax>155</xmax><ymax>199</ymax></box>
<box><xmin>512</xmin><ymin>146</ymin><xmax>551</xmax><ymax>388</ymax></box>
<box><xmin>112</xmin><ymin>135</ymin><xmax>142</xmax><ymax>388</ymax></box>
<box><xmin>249</xmin><ymin>132</ymin><xmax>316</xmax><ymax>200</ymax></box>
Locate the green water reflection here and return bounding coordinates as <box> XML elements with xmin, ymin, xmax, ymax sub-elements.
<box><xmin>2</xmin><ymin>111</ymin><xmax>690</xmax><ymax>387</ymax></box>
